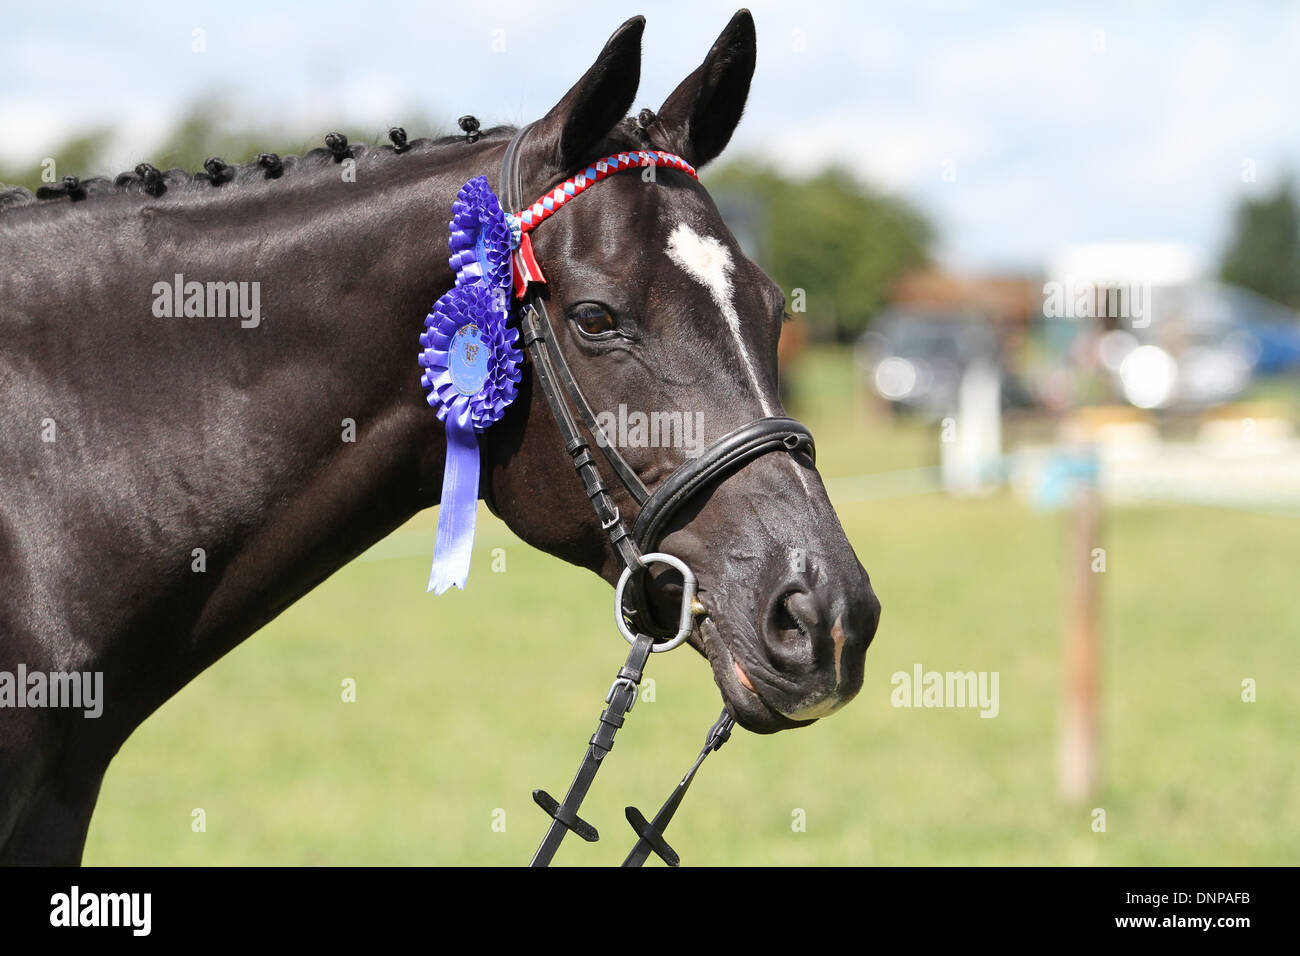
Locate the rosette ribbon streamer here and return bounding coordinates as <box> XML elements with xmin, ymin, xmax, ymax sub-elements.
<box><xmin>418</xmin><ymin>177</ymin><xmax>521</xmax><ymax>593</ymax></box>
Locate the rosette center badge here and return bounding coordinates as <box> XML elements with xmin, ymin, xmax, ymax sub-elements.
<box><xmin>449</xmin><ymin>324</ymin><xmax>490</xmax><ymax>396</ymax></box>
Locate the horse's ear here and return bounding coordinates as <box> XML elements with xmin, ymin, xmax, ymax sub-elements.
<box><xmin>525</xmin><ymin>16</ymin><xmax>644</xmax><ymax>178</ymax></box>
<box><xmin>652</xmin><ymin>9</ymin><xmax>756</xmax><ymax>168</ymax></box>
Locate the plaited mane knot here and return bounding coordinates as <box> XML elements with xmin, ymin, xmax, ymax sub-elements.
<box><xmin>635</xmin><ymin>108</ymin><xmax>657</xmax><ymax>146</ymax></box>
<box><xmin>35</xmin><ymin>175</ymin><xmax>86</xmax><ymax>201</ymax></box>
<box><xmin>324</xmin><ymin>132</ymin><xmax>352</xmax><ymax>162</ymax></box>
<box><xmin>458</xmin><ymin>115</ymin><xmax>481</xmax><ymax>144</ymax></box>
<box><xmin>256</xmin><ymin>152</ymin><xmax>283</xmax><ymax>178</ymax></box>
<box><xmin>201</xmin><ymin>157</ymin><xmax>231</xmax><ymax>185</ymax></box>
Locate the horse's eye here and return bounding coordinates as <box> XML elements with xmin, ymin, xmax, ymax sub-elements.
<box><xmin>572</xmin><ymin>303</ymin><xmax>617</xmax><ymax>337</ymax></box>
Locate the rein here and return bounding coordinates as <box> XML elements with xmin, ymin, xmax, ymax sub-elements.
<box><xmin>496</xmin><ymin>123</ymin><xmax>817</xmax><ymax>866</ymax></box>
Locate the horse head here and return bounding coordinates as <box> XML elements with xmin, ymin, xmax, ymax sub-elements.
<box><xmin>485</xmin><ymin>12</ymin><xmax>881</xmax><ymax>733</ymax></box>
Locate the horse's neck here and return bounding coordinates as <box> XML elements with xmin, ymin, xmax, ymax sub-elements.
<box><xmin>170</xmin><ymin>153</ymin><xmax>486</xmax><ymax>647</ymax></box>
<box><xmin>7</xmin><ymin>141</ymin><xmax>502</xmax><ymax>662</ymax></box>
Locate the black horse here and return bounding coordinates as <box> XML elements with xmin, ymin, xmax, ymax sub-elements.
<box><xmin>0</xmin><ymin>10</ymin><xmax>880</xmax><ymax>864</ymax></box>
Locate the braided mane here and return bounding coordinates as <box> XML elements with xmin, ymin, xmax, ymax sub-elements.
<box><xmin>0</xmin><ymin>118</ymin><xmax>512</xmax><ymax>215</ymax></box>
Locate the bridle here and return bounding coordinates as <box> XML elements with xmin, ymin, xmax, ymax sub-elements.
<box><xmin>497</xmin><ymin>122</ymin><xmax>817</xmax><ymax>866</ymax></box>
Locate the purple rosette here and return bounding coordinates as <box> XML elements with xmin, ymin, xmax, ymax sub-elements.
<box><xmin>448</xmin><ymin>176</ymin><xmax>514</xmax><ymax>292</ymax></box>
<box><xmin>419</xmin><ymin>284</ymin><xmax>521</xmax><ymax>431</ymax></box>
<box><xmin>418</xmin><ymin>177</ymin><xmax>521</xmax><ymax>594</ymax></box>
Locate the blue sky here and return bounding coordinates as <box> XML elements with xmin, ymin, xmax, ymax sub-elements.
<box><xmin>3</xmin><ymin>1</ymin><xmax>1297</xmax><ymax>273</ymax></box>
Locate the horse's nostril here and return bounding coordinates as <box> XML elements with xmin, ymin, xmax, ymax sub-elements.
<box><xmin>772</xmin><ymin>595</ymin><xmax>800</xmax><ymax>638</ymax></box>
<box><xmin>763</xmin><ymin>588</ymin><xmax>819</xmax><ymax>672</ymax></box>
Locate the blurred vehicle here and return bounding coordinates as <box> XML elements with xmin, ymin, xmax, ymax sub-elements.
<box><xmin>1098</xmin><ymin>282</ymin><xmax>1300</xmax><ymax>409</ymax></box>
<box><xmin>856</xmin><ymin>308</ymin><xmax>999</xmax><ymax>419</ymax></box>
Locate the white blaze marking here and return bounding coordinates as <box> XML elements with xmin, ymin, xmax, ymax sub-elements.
<box><xmin>666</xmin><ymin>222</ymin><xmax>777</xmax><ymax>417</ymax></box>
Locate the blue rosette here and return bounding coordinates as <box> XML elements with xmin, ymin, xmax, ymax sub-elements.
<box><xmin>448</xmin><ymin>176</ymin><xmax>515</xmax><ymax>292</ymax></box>
<box><xmin>418</xmin><ymin>176</ymin><xmax>521</xmax><ymax>594</ymax></box>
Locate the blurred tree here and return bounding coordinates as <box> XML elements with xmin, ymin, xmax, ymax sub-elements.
<box><xmin>1219</xmin><ymin>178</ymin><xmax>1300</xmax><ymax>309</ymax></box>
<box><xmin>708</xmin><ymin>161</ymin><xmax>932</xmax><ymax>341</ymax></box>
<box><xmin>0</xmin><ymin>127</ymin><xmax>112</xmax><ymax>193</ymax></box>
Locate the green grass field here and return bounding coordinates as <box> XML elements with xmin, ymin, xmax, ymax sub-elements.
<box><xmin>83</xmin><ymin>348</ymin><xmax>1300</xmax><ymax>865</ymax></box>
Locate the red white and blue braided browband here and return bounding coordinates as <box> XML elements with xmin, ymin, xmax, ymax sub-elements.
<box><xmin>507</xmin><ymin>149</ymin><xmax>697</xmax><ymax>297</ymax></box>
